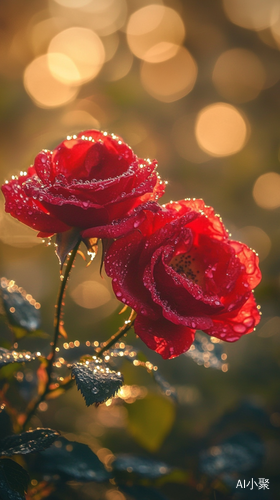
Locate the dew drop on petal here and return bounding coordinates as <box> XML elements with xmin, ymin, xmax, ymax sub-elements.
<box><xmin>243</xmin><ymin>317</ymin><xmax>254</xmax><ymax>327</ymax></box>
<box><xmin>233</xmin><ymin>324</ymin><xmax>247</xmax><ymax>334</ymax></box>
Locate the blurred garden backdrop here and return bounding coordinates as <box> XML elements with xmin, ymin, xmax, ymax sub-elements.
<box><xmin>0</xmin><ymin>0</ymin><xmax>280</xmax><ymax>499</ymax></box>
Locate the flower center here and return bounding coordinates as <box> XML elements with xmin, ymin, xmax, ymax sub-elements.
<box><xmin>169</xmin><ymin>252</ymin><xmax>203</xmax><ymax>286</ymax></box>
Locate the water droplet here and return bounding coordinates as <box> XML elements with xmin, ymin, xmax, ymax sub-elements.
<box><xmin>233</xmin><ymin>324</ymin><xmax>247</xmax><ymax>334</ymax></box>
<box><xmin>243</xmin><ymin>317</ymin><xmax>254</xmax><ymax>327</ymax></box>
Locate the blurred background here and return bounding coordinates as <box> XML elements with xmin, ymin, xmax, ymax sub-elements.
<box><xmin>0</xmin><ymin>0</ymin><xmax>280</xmax><ymax>498</ymax></box>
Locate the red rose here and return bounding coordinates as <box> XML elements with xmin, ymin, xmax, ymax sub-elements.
<box><xmin>1</xmin><ymin>130</ymin><xmax>164</xmax><ymax>238</ymax></box>
<box><xmin>105</xmin><ymin>199</ymin><xmax>261</xmax><ymax>359</ymax></box>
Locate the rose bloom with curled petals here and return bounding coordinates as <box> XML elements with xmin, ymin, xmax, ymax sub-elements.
<box><xmin>1</xmin><ymin>130</ymin><xmax>164</xmax><ymax>238</ymax></box>
<box><xmin>105</xmin><ymin>200</ymin><xmax>262</xmax><ymax>359</ymax></box>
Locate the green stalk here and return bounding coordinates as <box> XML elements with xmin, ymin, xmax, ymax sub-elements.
<box><xmin>97</xmin><ymin>310</ymin><xmax>136</xmax><ymax>357</ymax></box>
<box><xmin>22</xmin><ymin>241</ymin><xmax>80</xmax><ymax>430</ymax></box>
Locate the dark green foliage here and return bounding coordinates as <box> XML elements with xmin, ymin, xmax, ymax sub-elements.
<box><xmin>113</xmin><ymin>454</ymin><xmax>171</xmax><ymax>479</ymax></box>
<box><xmin>210</xmin><ymin>400</ymin><xmax>273</xmax><ymax>434</ymax></box>
<box><xmin>72</xmin><ymin>361</ymin><xmax>123</xmax><ymax>406</ymax></box>
<box><xmin>36</xmin><ymin>437</ymin><xmax>110</xmax><ymax>482</ymax></box>
<box><xmin>0</xmin><ymin>428</ymin><xmax>60</xmax><ymax>456</ymax></box>
<box><xmin>0</xmin><ymin>281</ymin><xmax>41</xmax><ymax>332</ymax></box>
<box><xmin>0</xmin><ymin>459</ymin><xmax>29</xmax><ymax>500</ymax></box>
<box><xmin>0</xmin><ymin>348</ymin><xmax>38</xmax><ymax>368</ymax></box>
<box><xmin>0</xmin><ymin>408</ymin><xmax>12</xmax><ymax>441</ymax></box>
<box><xmin>126</xmin><ymin>394</ymin><xmax>175</xmax><ymax>452</ymax></box>
<box><xmin>120</xmin><ymin>485</ymin><xmax>169</xmax><ymax>500</ymax></box>
<box><xmin>200</xmin><ymin>432</ymin><xmax>264</xmax><ymax>477</ymax></box>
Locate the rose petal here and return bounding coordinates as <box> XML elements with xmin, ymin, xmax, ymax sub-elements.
<box><xmin>229</xmin><ymin>240</ymin><xmax>262</xmax><ymax>290</ymax></box>
<box><xmin>143</xmin><ymin>245</ymin><xmax>217</xmax><ymax>330</ymax></box>
<box><xmin>134</xmin><ymin>314</ymin><xmax>195</xmax><ymax>359</ymax></box>
<box><xmin>1</xmin><ymin>175</ymin><xmax>70</xmax><ymax>235</ymax></box>
<box><xmin>166</xmin><ymin>199</ymin><xmax>228</xmax><ymax>241</ymax></box>
<box><xmin>34</xmin><ymin>150</ymin><xmax>53</xmax><ymax>183</ymax></box>
<box><xmin>82</xmin><ymin>201</ymin><xmax>162</xmax><ymax>239</ymax></box>
<box><xmin>105</xmin><ymin>230</ymin><xmax>159</xmax><ymax>318</ymax></box>
<box><xmin>204</xmin><ymin>293</ymin><xmax>261</xmax><ymax>341</ymax></box>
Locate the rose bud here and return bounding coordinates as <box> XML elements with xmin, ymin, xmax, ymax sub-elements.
<box><xmin>105</xmin><ymin>199</ymin><xmax>262</xmax><ymax>359</ymax></box>
<box><xmin>1</xmin><ymin>130</ymin><xmax>164</xmax><ymax>239</ymax></box>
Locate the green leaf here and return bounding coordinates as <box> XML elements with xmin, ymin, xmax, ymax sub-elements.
<box><xmin>0</xmin><ymin>458</ymin><xmax>29</xmax><ymax>499</ymax></box>
<box><xmin>126</xmin><ymin>394</ymin><xmax>175</xmax><ymax>452</ymax></box>
<box><xmin>36</xmin><ymin>437</ymin><xmax>110</xmax><ymax>482</ymax></box>
<box><xmin>0</xmin><ymin>279</ymin><xmax>41</xmax><ymax>332</ymax></box>
<box><xmin>72</xmin><ymin>360</ymin><xmax>123</xmax><ymax>406</ymax></box>
<box><xmin>0</xmin><ymin>428</ymin><xmax>60</xmax><ymax>456</ymax></box>
<box><xmin>0</xmin><ymin>408</ymin><xmax>12</xmax><ymax>441</ymax></box>
<box><xmin>200</xmin><ymin>432</ymin><xmax>264</xmax><ymax>477</ymax></box>
<box><xmin>11</xmin><ymin>328</ymin><xmax>49</xmax><ymax>340</ymax></box>
<box><xmin>0</xmin><ymin>348</ymin><xmax>39</xmax><ymax>368</ymax></box>
<box><xmin>113</xmin><ymin>454</ymin><xmax>171</xmax><ymax>479</ymax></box>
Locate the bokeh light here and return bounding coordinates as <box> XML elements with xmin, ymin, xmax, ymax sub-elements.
<box><xmin>195</xmin><ymin>103</ymin><xmax>248</xmax><ymax>157</ymax></box>
<box><xmin>54</xmin><ymin>0</ymin><xmax>92</xmax><ymax>7</ymax></box>
<box><xmin>102</xmin><ymin>45</ymin><xmax>133</xmax><ymax>81</ymax></box>
<box><xmin>172</xmin><ymin>114</ymin><xmax>210</xmax><ymax>164</ymax></box>
<box><xmin>222</xmin><ymin>0</ymin><xmax>279</xmax><ymax>31</ymax></box>
<box><xmin>253</xmin><ymin>172</ymin><xmax>280</xmax><ymax>209</ymax></box>
<box><xmin>71</xmin><ymin>281</ymin><xmax>112</xmax><ymax>309</ymax></box>
<box><xmin>212</xmin><ymin>48</ymin><xmax>266</xmax><ymax>102</ymax></box>
<box><xmin>47</xmin><ymin>53</ymin><xmax>80</xmax><ymax>86</ymax></box>
<box><xmin>270</xmin><ymin>7</ymin><xmax>280</xmax><ymax>47</ymax></box>
<box><xmin>234</xmin><ymin>226</ymin><xmax>271</xmax><ymax>262</ymax></box>
<box><xmin>81</xmin><ymin>0</ymin><xmax>127</xmax><ymax>36</ymax></box>
<box><xmin>23</xmin><ymin>54</ymin><xmax>78</xmax><ymax>108</ymax></box>
<box><xmin>140</xmin><ymin>46</ymin><xmax>197</xmax><ymax>102</ymax></box>
<box><xmin>49</xmin><ymin>0</ymin><xmax>127</xmax><ymax>37</ymax></box>
<box><xmin>30</xmin><ymin>17</ymin><xmax>67</xmax><ymax>57</ymax></box>
<box><xmin>48</xmin><ymin>27</ymin><xmax>105</xmax><ymax>85</ymax></box>
<box><xmin>126</xmin><ymin>5</ymin><xmax>185</xmax><ymax>62</ymax></box>
<box><xmin>105</xmin><ymin>489</ymin><xmax>126</xmax><ymax>500</ymax></box>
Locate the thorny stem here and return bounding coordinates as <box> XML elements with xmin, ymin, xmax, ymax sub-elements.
<box><xmin>22</xmin><ymin>241</ymin><xmax>80</xmax><ymax>430</ymax></box>
<box><xmin>47</xmin><ymin>241</ymin><xmax>80</xmax><ymax>381</ymax></box>
<box><xmin>97</xmin><ymin>310</ymin><xmax>136</xmax><ymax>357</ymax></box>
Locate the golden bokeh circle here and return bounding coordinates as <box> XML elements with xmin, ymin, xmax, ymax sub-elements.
<box><xmin>195</xmin><ymin>103</ymin><xmax>248</xmax><ymax>157</ymax></box>
<box><xmin>140</xmin><ymin>46</ymin><xmax>197</xmax><ymax>102</ymax></box>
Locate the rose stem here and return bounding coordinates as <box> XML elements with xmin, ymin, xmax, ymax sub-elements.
<box><xmin>96</xmin><ymin>310</ymin><xmax>136</xmax><ymax>357</ymax></box>
<box><xmin>22</xmin><ymin>241</ymin><xmax>80</xmax><ymax>430</ymax></box>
